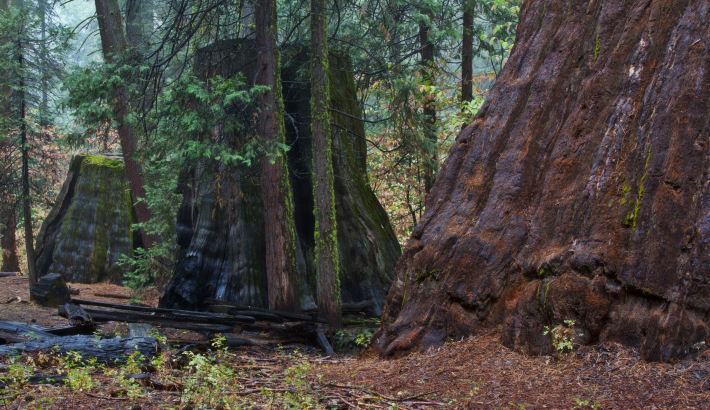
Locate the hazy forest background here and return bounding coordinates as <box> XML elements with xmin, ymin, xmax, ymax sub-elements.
<box><xmin>0</xmin><ymin>0</ymin><xmax>520</xmax><ymax>284</ymax></box>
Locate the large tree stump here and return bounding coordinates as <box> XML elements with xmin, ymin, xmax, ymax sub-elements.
<box><xmin>30</xmin><ymin>273</ymin><xmax>71</xmax><ymax>307</ymax></box>
<box><xmin>34</xmin><ymin>155</ymin><xmax>139</xmax><ymax>283</ymax></box>
<box><xmin>160</xmin><ymin>40</ymin><xmax>400</xmax><ymax>315</ymax></box>
<box><xmin>375</xmin><ymin>0</ymin><xmax>710</xmax><ymax>361</ymax></box>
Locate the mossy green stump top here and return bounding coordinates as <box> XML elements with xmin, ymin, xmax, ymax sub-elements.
<box><xmin>35</xmin><ymin>155</ymin><xmax>137</xmax><ymax>284</ymax></box>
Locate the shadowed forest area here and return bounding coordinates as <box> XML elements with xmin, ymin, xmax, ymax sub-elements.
<box><xmin>1</xmin><ymin>0</ymin><xmax>709</xmax><ymax>408</ymax></box>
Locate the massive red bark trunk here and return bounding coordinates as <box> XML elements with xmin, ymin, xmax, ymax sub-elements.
<box><xmin>94</xmin><ymin>0</ymin><xmax>153</xmax><ymax>250</ymax></box>
<box><xmin>255</xmin><ymin>0</ymin><xmax>300</xmax><ymax>312</ymax></box>
<box><xmin>375</xmin><ymin>0</ymin><xmax>710</xmax><ymax>362</ymax></box>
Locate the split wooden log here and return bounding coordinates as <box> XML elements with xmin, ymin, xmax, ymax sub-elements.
<box><xmin>0</xmin><ymin>321</ymin><xmax>95</xmax><ymax>342</ymax></box>
<box><xmin>71</xmin><ymin>298</ymin><xmax>256</xmax><ymax>324</ymax></box>
<box><xmin>0</xmin><ymin>321</ymin><xmax>57</xmax><ymax>339</ymax></box>
<box><xmin>0</xmin><ymin>334</ymin><xmax>159</xmax><ymax>363</ymax></box>
<box><xmin>58</xmin><ymin>303</ymin><xmax>93</xmax><ymax>326</ymax></box>
<box><xmin>204</xmin><ymin>299</ymin><xmax>324</xmax><ymax>323</ymax></box>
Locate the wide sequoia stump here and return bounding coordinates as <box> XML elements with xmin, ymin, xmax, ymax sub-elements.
<box><xmin>374</xmin><ymin>0</ymin><xmax>709</xmax><ymax>361</ymax></box>
<box><xmin>159</xmin><ymin>40</ymin><xmax>400</xmax><ymax>315</ymax></box>
<box><xmin>35</xmin><ymin>155</ymin><xmax>138</xmax><ymax>283</ymax></box>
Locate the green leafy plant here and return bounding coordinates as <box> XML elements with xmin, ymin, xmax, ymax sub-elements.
<box><xmin>180</xmin><ymin>336</ymin><xmax>238</xmax><ymax>408</ymax></box>
<box><xmin>573</xmin><ymin>396</ymin><xmax>601</xmax><ymax>409</ymax></box>
<box><xmin>543</xmin><ymin>319</ymin><xmax>583</xmax><ymax>353</ymax></box>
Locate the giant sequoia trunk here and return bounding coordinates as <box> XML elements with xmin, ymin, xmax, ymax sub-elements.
<box><xmin>159</xmin><ymin>40</ymin><xmax>400</xmax><ymax>315</ymax></box>
<box><xmin>375</xmin><ymin>0</ymin><xmax>710</xmax><ymax>361</ymax></box>
<box><xmin>35</xmin><ymin>155</ymin><xmax>138</xmax><ymax>283</ymax></box>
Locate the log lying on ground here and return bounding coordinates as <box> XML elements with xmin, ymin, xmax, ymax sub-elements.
<box><xmin>0</xmin><ymin>320</ymin><xmax>158</xmax><ymax>363</ymax></box>
<box><xmin>0</xmin><ymin>321</ymin><xmax>95</xmax><ymax>341</ymax></box>
<box><xmin>0</xmin><ymin>321</ymin><xmax>57</xmax><ymax>340</ymax></box>
<box><xmin>0</xmin><ymin>335</ymin><xmax>159</xmax><ymax>363</ymax></box>
<box><xmin>67</xmin><ymin>298</ymin><xmax>337</xmax><ymax>353</ymax></box>
<box><xmin>0</xmin><ymin>272</ymin><xmax>18</xmax><ymax>278</ymax></box>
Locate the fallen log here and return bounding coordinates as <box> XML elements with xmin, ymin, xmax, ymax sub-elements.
<box><xmin>0</xmin><ymin>272</ymin><xmax>18</xmax><ymax>278</ymax></box>
<box><xmin>205</xmin><ymin>299</ymin><xmax>324</xmax><ymax>323</ymax></box>
<box><xmin>206</xmin><ymin>305</ymin><xmax>286</xmax><ymax>323</ymax></box>
<box><xmin>0</xmin><ymin>321</ymin><xmax>95</xmax><ymax>342</ymax></box>
<box><xmin>45</xmin><ymin>324</ymin><xmax>96</xmax><ymax>337</ymax></box>
<box><xmin>0</xmin><ymin>321</ymin><xmax>57</xmax><ymax>339</ymax></box>
<box><xmin>58</xmin><ymin>303</ymin><xmax>93</xmax><ymax>326</ymax></box>
<box><xmin>70</xmin><ymin>298</ymin><xmax>256</xmax><ymax>324</ymax></box>
<box><xmin>0</xmin><ymin>374</ymin><xmax>67</xmax><ymax>388</ymax></box>
<box><xmin>0</xmin><ymin>335</ymin><xmax>159</xmax><ymax>363</ymax></box>
<box><xmin>82</xmin><ymin>310</ymin><xmax>235</xmax><ymax>334</ymax></box>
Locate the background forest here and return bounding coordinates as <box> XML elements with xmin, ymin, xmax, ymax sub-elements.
<box><xmin>0</xmin><ymin>0</ymin><xmax>520</xmax><ymax>291</ymax></box>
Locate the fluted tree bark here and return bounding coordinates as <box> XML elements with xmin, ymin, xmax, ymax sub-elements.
<box><xmin>254</xmin><ymin>0</ymin><xmax>300</xmax><ymax>312</ymax></box>
<box><xmin>310</xmin><ymin>0</ymin><xmax>341</xmax><ymax>329</ymax></box>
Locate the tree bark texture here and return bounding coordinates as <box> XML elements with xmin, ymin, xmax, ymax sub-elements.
<box><xmin>94</xmin><ymin>0</ymin><xmax>154</xmax><ymax>250</ymax></box>
<box><xmin>34</xmin><ymin>155</ymin><xmax>138</xmax><ymax>283</ymax></box>
<box><xmin>311</xmin><ymin>0</ymin><xmax>341</xmax><ymax>328</ymax></box>
<box><xmin>1</xmin><ymin>203</ymin><xmax>20</xmax><ymax>272</ymax></box>
<box><xmin>375</xmin><ymin>0</ymin><xmax>710</xmax><ymax>362</ymax></box>
<box><xmin>160</xmin><ymin>40</ymin><xmax>400</xmax><ymax>316</ymax></box>
<box><xmin>18</xmin><ymin>43</ymin><xmax>37</xmax><ymax>284</ymax></box>
<box><xmin>255</xmin><ymin>0</ymin><xmax>300</xmax><ymax>312</ymax></box>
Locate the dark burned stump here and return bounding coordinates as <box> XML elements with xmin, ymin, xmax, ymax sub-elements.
<box><xmin>375</xmin><ymin>0</ymin><xmax>710</xmax><ymax>361</ymax></box>
<box><xmin>160</xmin><ymin>40</ymin><xmax>400</xmax><ymax>316</ymax></box>
<box><xmin>30</xmin><ymin>273</ymin><xmax>70</xmax><ymax>307</ymax></box>
<box><xmin>34</xmin><ymin>155</ymin><xmax>139</xmax><ymax>284</ymax></box>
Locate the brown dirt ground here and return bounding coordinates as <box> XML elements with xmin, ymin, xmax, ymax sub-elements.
<box><xmin>1</xmin><ymin>276</ymin><xmax>709</xmax><ymax>409</ymax></box>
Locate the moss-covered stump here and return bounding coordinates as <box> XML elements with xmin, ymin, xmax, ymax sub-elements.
<box><xmin>159</xmin><ymin>40</ymin><xmax>401</xmax><ymax>315</ymax></box>
<box><xmin>35</xmin><ymin>155</ymin><xmax>137</xmax><ymax>283</ymax></box>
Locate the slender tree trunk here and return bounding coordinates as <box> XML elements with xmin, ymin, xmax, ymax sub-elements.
<box><xmin>0</xmin><ymin>0</ymin><xmax>18</xmax><ymax>273</ymax></box>
<box><xmin>462</xmin><ymin>0</ymin><xmax>474</xmax><ymax>104</ymax></box>
<box><xmin>94</xmin><ymin>0</ymin><xmax>154</xmax><ymax>250</ymax></box>
<box><xmin>419</xmin><ymin>19</ymin><xmax>437</xmax><ymax>194</ymax></box>
<box><xmin>1</xmin><ymin>204</ymin><xmax>20</xmax><ymax>272</ymax></box>
<box><xmin>254</xmin><ymin>0</ymin><xmax>300</xmax><ymax>312</ymax></box>
<box><xmin>39</xmin><ymin>0</ymin><xmax>47</xmax><ymax>127</ymax></box>
<box><xmin>18</xmin><ymin>46</ymin><xmax>37</xmax><ymax>284</ymax></box>
<box><xmin>310</xmin><ymin>0</ymin><xmax>341</xmax><ymax>329</ymax></box>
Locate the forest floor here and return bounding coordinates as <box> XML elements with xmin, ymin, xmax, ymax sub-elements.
<box><xmin>1</xmin><ymin>276</ymin><xmax>709</xmax><ymax>409</ymax></box>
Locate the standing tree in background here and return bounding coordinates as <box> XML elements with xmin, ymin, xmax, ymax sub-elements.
<box><xmin>461</xmin><ymin>0</ymin><xmax>474</xmax><ymax>104</ymax></box>
<box><xmin>255</xmin><ymin>0</ymin><xmax>300</xmax><ymax>312</ymax></box>
<box><xmin>418</xmin><ymin>3</ymin><xmax>437</xmax><ymax>194</ymax></box>
<box><xmin>94</xmin><ymin>0</ymin><xmax>154</xmax><ymax>250</ymax></box>
<box><xmin>0</xmin><ymin>0</ymin><xmax>19</xmax><ymax>273</ymax></box>
<box><xmin>310</xmin><ymin>0</ymin><xmax>341</xmax><ymax>328</ymax></box>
